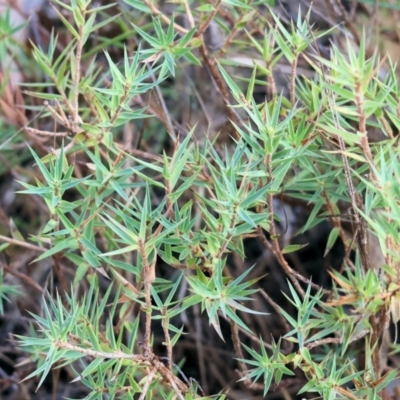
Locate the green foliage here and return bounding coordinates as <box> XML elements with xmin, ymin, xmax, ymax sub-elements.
<box><xmin>1</xmin><ymin>0</ymin><xmax>400</xmax><ymax>399</ymax></box>
<box><xmin>0</xmin><ymin>269</ymin><xmax>20</xmax><ymax>315</ymax></box>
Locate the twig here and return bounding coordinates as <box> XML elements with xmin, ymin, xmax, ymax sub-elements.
<box><xmin>182</xmin><ymin>0</ymin><xmax>195</xmax><ymax>29</ymax></box>
<box><xmin>56</xmin><ymin>339</ymin><xmax>144</xmax><ymax>361</ymax></box>
<box><xmin>264</xmin><ymin>154</ymin><xmax>305</xmax><ymax>298</ymax></box>
<box><xmin>143</xmin><ymin>0</ymin><xmax>188</xmax><ymax>34</ymax></box>
<box><xmin>195</xmin><ymin>0</ymin><xmax>222</xmax><ymax>38</ymax></box>
<box><xmin>327</xmin><ymin>79</ymin><xmax>370</xmax><ymax>273</ymax></box>
<box><xmin>138</xmin><ymin>239</ymin><xmax>155</xmax><ymax>357</ymax></box>
<box><xmin>306</xmin><ymin>329</ymin><xmax>369</xmax><ymax>350</ymax></box>
<box><xmin>0</xmin><ymin>235</ymin><xmax>46</xmax><ymax>253</ymax></box>
<box><xmin>259</xmin><ymin>289</ymin><xmax>293</xmax><ymax>352</ymax></box>
<box><xmin>258</xmin><ymin>230</ymin><xmax>329</xmax><ymax>293</ymax></box>
<box><xmin>1</xmin><ymin>262</ymin><xmax>44</xmax><ymax>294</ymax></box>
<box><xmin>160</xmin><ymin>357</ymin><xmax>191</xmax><ymax>387</ymax></box>
<box><xmin>72</xmin><ymin>24</ymin><xmax>84</xmax><ymax>125</ymax></box>
<box><xmin>290</xmin><ymin>53</ymin><xmax>298</xmax><ymax>106</ymax></box>
<box><xmin>153</xmin><ymin>357</ymin><xmax>189</xmax><ymax>398</ymax></box>
<box><xmin>165</xmin><ymin>372</ymin><xmax>186</xmax><ymax>400</ymax></box>
<box><xmin>57</xmin><ymin>340</ymin><xmax>190</xmax><ymax>396</ymax></box>
<box><xmin>138</xmin><ymin>368</ymin><xmax>156</xmax><ymax>400</ymax></box>
<box><xmin>267</xmin><ymin>34</ymin><xmax>277</xmax><ymax>99</ymax></box>
<box><xmin>25</xmin><ymin>127</ymin><xmax>69</xmax><ymax>137</ymax></box>
<box><xmin>44</xmin><ymin>100</ymin><xmax>70</xmax><ymax>128</ymax></box>
<box><xmin>219</xmin><ymin>312</ymin><xmax>273</xmax><ymax>350</ymax></box>
<box><xmin>199</xmin><ymin>43</ymin><xmax>240</xmax><ymax>140</ymax></box>
<box><xmin>229</xmin><ymin>319</ymin><xmax>251</xmax><ymax>383</ymax></box>
<box><xmin>161</xmin><ymin>308</ymin><xmax>172</xmax><ymax>370</ymax></box>
<box><xmin>150</xmin><ymin>75</ymin><xmax>176</xmax><ymax>141</ymax></box>
<box><xmin>119</xmin><ymin>147</ymin><xmax>161</xmax><ymax>162</ymax></box>
<box><xmin>193</xmin><ymin>304</ymin><xmax>207</xmax><ymax>393</ymax></box>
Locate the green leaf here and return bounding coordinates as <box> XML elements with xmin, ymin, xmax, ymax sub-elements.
<box><xmin>50</xmin><ymin>4</ymin><xmax>80</xmax><ymax>40</ymax></box>
<box><xmin>81</xmin><ymin>357</ymin><xmax>104</xmax><ymax>377</ymax></box>
<box><xmin>34</xmin><ymin>238</ymin><xmax>77</xmax><ymax>262</ymax></box>
<box><xmin>123</xmin><ymin>0</ymin><xmax>152</xmax><ymax>12</ymax></box>
<box><xmin>324</xmin><ymin>227</ymin><xmax>340</xmax><ymax>257</ymax></box>
<box><xmin>27</xmin><ymin>145</ymin><xmax>54</xmax><ymax>184</ymax></box>
<box><xmin>217</xmin><ymin>62</ymin><xmax>242</xmax><ymax>99</ymax></box>
<box><xmin>197</xmin><ymin>4</ymin><xmax>215</xmax><ymax>11</ymax></box>
<box><xmin>281</xmin><ymin>243</ymin><xmax>308</xmax><ymax>254</ymax></box>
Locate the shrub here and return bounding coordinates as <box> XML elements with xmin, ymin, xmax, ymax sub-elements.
<box><xmin>1</xmin><ymin>0</ymin><xmax>400</xmax><ymax>399</ymax></box>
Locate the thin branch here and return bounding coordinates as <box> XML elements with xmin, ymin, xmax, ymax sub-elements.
<box><xmin>306</xmin><ymin>329</ymin><xmax>369</xmax><ymax>350</ymax></box>
<box><xmin>161</xmin><ymin>308</ymin><xmax>172</xmax><ymax>370</ymax></box>
<box><xmin>72</xmin><ymin>24</ymin><xmax>84</xmax><ymax>124</ymax></box>
<box><xmin>0</xmin><ymin>235</ymin><xmax>46</xmax><ymax>253</ymax></box>
<box><xmin>259</xmin><ymin>289</ymin><xmax>293</xmax><ymax>352</ymax></box>
<box><xmin>195</xmin><ymin>0</ymin><xmax>222</xmax><ymax>38</ymax></box>
<box><xmin>57</xmin><ymin>339</ymin><xmax>144</xmax><ymax>361</ymax></box>
<box><xmin>138</xmin><ymin>368</ymin><xmax>156</xmax><ymax>400</ymax></box>
<box><xmin>182</xmin><ymin>0</ymin><xmax>195</xmax><ymax>29</ymax></box>
<box><xmin>229</xmin><ymin>319</ymin><xmax>250</xmax><ymax>382</ymax></box>
<box><xmin>219</xmin><ymin>312</ymin><xmax>273</xmax><ymax>350</ymax></box>
<box><xmin>264</xmin><ymin>154</ymin><xmax>305</xmax><ymax>298</ymax></box>
<box><xmin>25</xmin><ymin>127</ymin><xmax>69</xmax><ymax>137</ymax></box>
<box><xmin>1</xmin><ymin>262</ymin><xmax>44</xmax><ymax>294</ymax></box>
<box><xmin>290</xmin><ymin>53</ymin><xmax>298</xmax><ymax>106</ymax></box>
<box><xmin>143</xmin><ymin>0</ymin><xmax>188</xmax><ymax>34</ymax></box>
<box><xmin>138</xmin><ymin>238</ymin><xmax>154</xmax><ymax>357</ymax></box>
<box><xmin>199</xmin><ymin>43</ymin><xmax>240</xmax><ymax>140</ymax></box>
